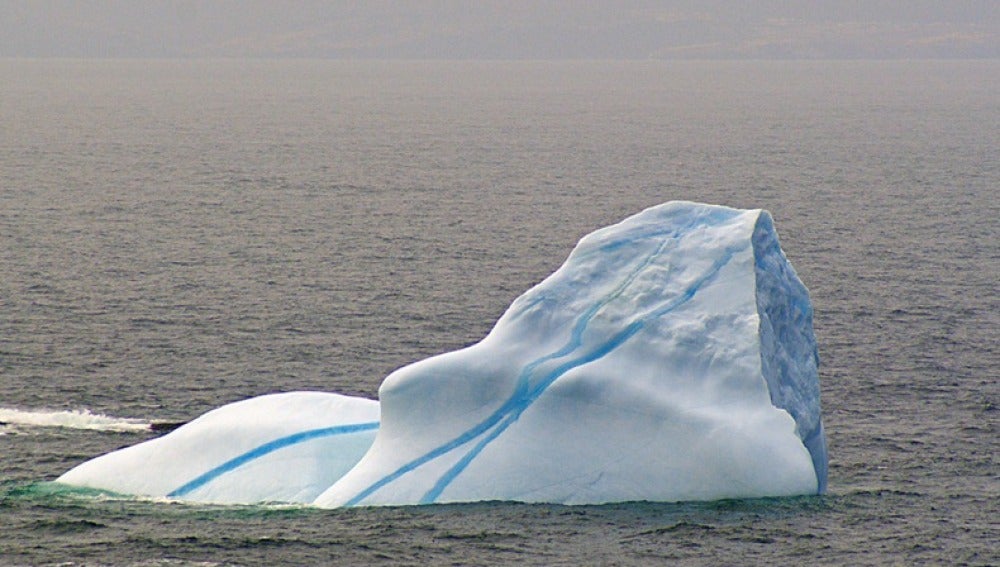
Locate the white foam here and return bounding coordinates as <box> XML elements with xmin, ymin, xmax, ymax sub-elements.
<box><xmin>0</xmin><ymin>407</ymin><xmax>152</xmax><ymax>433</ymax></box>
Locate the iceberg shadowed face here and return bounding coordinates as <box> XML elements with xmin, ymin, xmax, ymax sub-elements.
<box><xmin>58</xmin><ymin>201</ymin><xmax>826</xmax><ymax>506</ymax></box>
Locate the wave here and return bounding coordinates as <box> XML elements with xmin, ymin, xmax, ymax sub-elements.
<box><xmin>0</xmin><ymin>407</ymin><xmax>155</xmax><ymax>433</ymax></box>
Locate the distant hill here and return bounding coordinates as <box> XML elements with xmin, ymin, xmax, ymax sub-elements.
<box><xmin>2</xmin><ymin>1</ymin><xmax>997</xmax><ymax>59</ymax></box>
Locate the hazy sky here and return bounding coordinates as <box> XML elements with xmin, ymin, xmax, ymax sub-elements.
<box><xmin>3</xmin><ymin>1</ymin><xmax>997</xmax><ymax>59</ymax></box>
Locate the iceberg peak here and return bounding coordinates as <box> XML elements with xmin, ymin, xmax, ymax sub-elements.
<box><xmin>316</xmin><ymin>201</ymin><xmax>825</xmax><ymax>506</ymax></box>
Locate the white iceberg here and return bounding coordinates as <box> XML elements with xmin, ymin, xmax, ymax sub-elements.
<box><xmin>58</xmin><ymin>201</ymin><xmax>826</xmax><ymax>506</ymax></box>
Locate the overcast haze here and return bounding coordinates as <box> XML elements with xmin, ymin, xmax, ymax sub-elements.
<box><xmin>2</xmin><ymin>1</ymin><xmax>997</xmax><ymax>59</ymax></box>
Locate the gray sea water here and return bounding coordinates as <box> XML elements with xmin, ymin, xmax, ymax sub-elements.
<box><xmin>0</xmin><ymin>59</ymin><xmax>997</xmax><ymax>565</ymax></box>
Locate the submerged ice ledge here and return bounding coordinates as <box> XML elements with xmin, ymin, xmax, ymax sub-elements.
<box><xmin>58</xmin><ymin>201</ymin><xmax>827</xmax><ymax>506</ymax></box>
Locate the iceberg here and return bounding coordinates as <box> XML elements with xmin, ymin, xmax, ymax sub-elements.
<box><xmin>58</xmin><ymin>201</ymin><xmax>826</xmax><ymax>506</ymax></box>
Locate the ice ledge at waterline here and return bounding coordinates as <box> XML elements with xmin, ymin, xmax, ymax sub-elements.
<box><xmin>58</xmin><ymin>201</ymin><xmax>827</xmax><ymax>506</ymax></box>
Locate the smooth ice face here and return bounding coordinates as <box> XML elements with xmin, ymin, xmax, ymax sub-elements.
<box><xmin>315</xmin><ymin>201</ymin><xmax>825</xmax><ymax>507</ymax></box>
<box><xmin>57</xmin><ymin>392</ymin><xmax>379</xmax><ymax>503</ymax></box>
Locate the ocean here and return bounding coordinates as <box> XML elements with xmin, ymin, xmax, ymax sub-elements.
<box><xmin>1</xmin><ymin>59</ymin><xmax>996</xmax><ymax>565</ymax></box>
